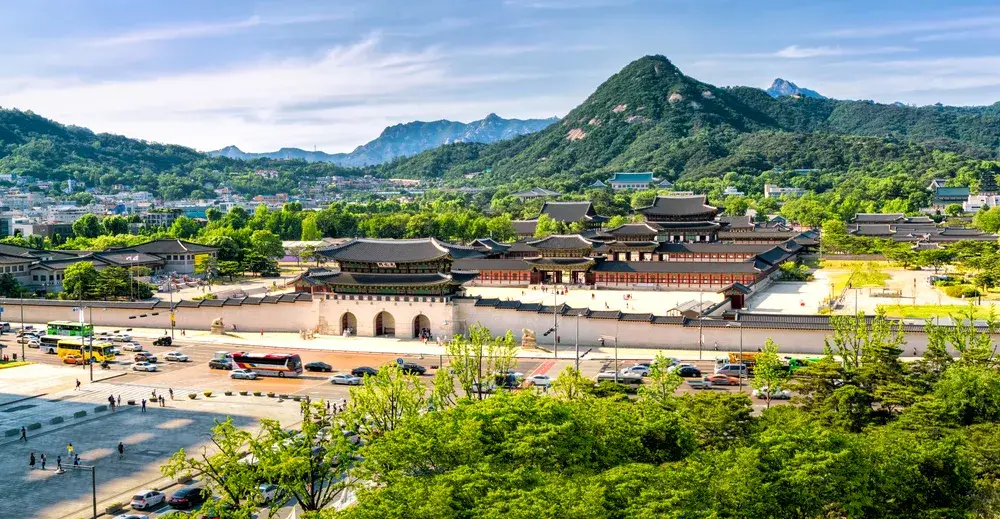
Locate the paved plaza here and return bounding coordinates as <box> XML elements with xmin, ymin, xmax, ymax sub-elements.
<box><xmin>465</xmin><ymin>285</ymin><xmax>724</xmax><ymax>314</ymax></box>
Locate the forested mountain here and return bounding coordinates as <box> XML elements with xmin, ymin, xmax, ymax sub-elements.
<box><xmin>207</xmin><ymin>113</ymin><xmax>558</xmax><ymax>166</ymax></box>
<box><xmin>766</xmin><ymin>78</ymin><xmax>825</xmax><ymax>99</ymax></box>
<box><xmin>375</xmin><ymin>55</ymin><xmax>1000</xmax><ymax>188</ymax></box>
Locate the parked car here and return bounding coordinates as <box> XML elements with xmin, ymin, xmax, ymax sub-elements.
<box><xmin>130</xmin><ymin>489</ymin><xmax>165</xmax><ymax>510</ymax></box>
<box><xmin>112</xmin><ymin>334</ymin><xmax>132</xmax><ymax>343</ymax></box>
<box><xmin>622</xmin><ymin>365</ymin><xmax>650</xmax><ymax>376</ymax></box>
<box><xmin>122</xmin><ymin>342</ymin><xmax>143</xmax><ymax>352</ymax></box>
<box><xmin>208</xmin><ymin>358</ymin><xmax>232</xmax><ymax>370</ymax></box>
<box><xmin>164</xmin><ymin>351</ymin><xmax>189</xmax><ymax>362</ymax></box>
<box><xmin>715</xmin><ymin>363</ymin><xmax>748</xmax><ymax>378</ymax></box>
<box><xmin>752</xmin><ymin>387</ymin><xmax>793</xmax><ymax>400</ymax></box>
<box><xmin>25</xmin><ymin>338</ymin><xmax>40</xmax><ymax>348</ymax></box>
<box><xmin>113</xmin><ymin>514</ymin><xmax>145</xmax><ymax>519</ymax></box>
<box><xmin>596</xmin><ymin>371</ymin><xmax>643</xmax><ymax>384</ymax></box>
<box><xmin>259</xmin><ymin>483</ymin><xmax>281</xmax><ymax>503</ymax></box>
<box><xmin>675</xmin><ymin>366</ymin><xmax>702</xmax><ymax>378</ymax></box>
<box><xmin>705</xmin><ymin>374</ymin><xmax>741</xmax><ymax>386</ymax></box>
<box><xmin>305</xmin><ymin>361</ymin><xmax>333</xmax><ymax>372</ymax></box>
<box><xmin>686</xmin><ymin>378</ymin><xmax>713</xmax><ymax>390</ymax></box>
<box><xmin>134</xmin><ymin>352</ymin><xmax>157</xmax><ymax>363</ymax></box>
<box><xmin>329</xmin><ymin>373</ymin><xmax>361</xmax><ymax>385</ymax></box>
<box><xmin>351</xmin><ymin>366</ymin><xmax>378</xmax><ymax>377</ymax></box>
<box><xmin>527</xmin><ymin>374</ymin><xmax>552</xmax><ymax>387</ymax></box>
<box><xmin>667</xmin><ymin>363</ymin><xmax>696</xmax><ymax>373</ymax></box>
<box><xmin>399</xmin><ymin>362</ymin><xmax>427</xmax><ymax>375</ymax></box>
<box><xmin>230</xmin><ymin>368</ymin><xmax>258</xmax><ymax>380</ymax></box>
<box><xmin>132</xmin><ymin>362</ymin><xmax>158</xmax><ymax>372</ymax></box>
<box><xmin>153</xmin><ymin>336</ymin><xmax>172</xmax><ymax>346</ymax></box>
<box><xmin>167</xmin><ymin>486</ymin><xmax>206</xmax><ymax>509</ymax></box>
<box><xmin>63</xmin><ymin>354</ymin><xmax>84</xmax><ymax>365</ymax></box>
<box><xmin>470</xmin><ymin>382</ymin><xmax>498</xmax><ymax>394</ymax></box>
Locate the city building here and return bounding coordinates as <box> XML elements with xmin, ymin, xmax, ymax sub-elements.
<box><xmin>607</xmin><ymin>172</ymin><xmax>654</xmax><ymax>190</ymax></box>
<box><xmin>512</xmin><ymin>187</ymin><xmax>560</xmax><ymax>199</ymax></box>
<box><xmin>931</xmin><ymin>187</ymin><xmax>971</xmax><ymax>209</ymax></box>
<box><xmin>722</xmin><ymin>186</ymin><xmax>744</xmax><ymax>196</ymax></box>
<box><xmin>142</xmin><ymin>209</ymin><xmax>184</xmax><ymax>229</ymax></box>
<box><xmin>764</xmin><ymin>184</ymin><xmax>806</xmax><ymax>198</ymax></box>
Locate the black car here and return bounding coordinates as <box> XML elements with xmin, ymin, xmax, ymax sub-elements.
<box><xmin>167</xmin><ymin>486</ymin><xmax>206</xmax><ymax>509</ymax></box>
<box><xmin>153</xmin><ymin>336</ymin><xmax>172</xmax><ymax>347</ymax></box>
<box><xmin>399</xmin><ymin>362</ymin><xmax>426</xmax><ymax>375</ymax></box>
<box><xmin>351</xmin><ymin>366</ymin><xmax>378</xmax><ymax>377</ymax></box>
<box><xmin>305</xmin><ymin>361</ymin><xmax>333</xmax><ymax>372</ymax></box>
<box><xmin>676</xmin><ymin>366</ymin><xmax>702</xmax><ymax>378</ymax></box>
<box><xmin>208</xmin><ymin>359</ymin><xmax>232</xmax><ymax>370</ymax></box>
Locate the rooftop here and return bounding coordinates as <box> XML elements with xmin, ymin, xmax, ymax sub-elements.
<box><xmin>538</xmin><ymin>201</ymin><xmax>608</xmax><ymax>223</ymax></box>
<box><xmin>608</xmin><ymin>172</ymin><xmax>655</xmax><ymax>183</ymax></box>
<box><xmin>318</xmin><ymin>238</ymin><xmax>483</xmax><ymax>263</ymax></box>
<box><xmin>637</xmin><ymin>195</ymin><xmax>718</xmax><ymax>218</ymax></box>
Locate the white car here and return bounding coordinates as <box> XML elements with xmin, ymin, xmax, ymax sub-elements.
<box><xmin>121</xmin><ymin>342</ymin><xmax>143</xmax><ymax>352</ymax></box>
<box><xmin>130</xmin><ymin>489</ymin><xmax>165</xmax><ymax>510</ymax></box>
<box><xmin>231</xmin><ymin>368</ymin><xmax>258</xmax><ymax>380</ymax></box>
<box><xmin>329</xmin><ymin>373</ymin><xmax>361</xmax><ymax>385</ymax></box>
<box><xmin>113</xmin><ymin>514</ymin><xmax>145</xmax><ymax>519</ymax></box>
<box><xmin>164</xmin><ymin>351</ymin><xmax>189</xmax><ymax>362</ymax></box>
<box><xmin>113</xmin><ymin>334</ymin><xmax>133</xmax><ymax>343</ymax></box>
<box><xmin>527</xmin><ymin>374</ymin><xmax>552</xmax><ymax>387</ymax></box>
<box><xmin>752</xmin><ymin>387</ymin><xmax>793</xmax><ymax>400</ymax></box>
<box><xmin>25</xmin><ymin>338</ymin><xmax>40</xmax><ymax>348</ymax></box>
<box><xmin>667</xmin><ymin>363</ymin><xmax>696</xmax><ymax>373</ymax></box>
<box><xmin>132</xmin><ymin>362</ymin><xmax>158</xmax><ymax>372</ymax></box>
<box><xmin>259</xmin><ymin>483</ymin><xmax>280</xmax><ymax>503</ymax></box>
<box><xmin>622</xmin><ymin>365</ymin><xmax>650</xmax><ymax>377</ymax></box>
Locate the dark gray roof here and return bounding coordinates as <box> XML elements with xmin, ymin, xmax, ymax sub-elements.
<box><xmin>512</xmin><ymin>220</ymin><xmax>538</xmax><ymax>235</ymax></box>
<box><xmin>469</xmin><ymin>238</ymin><xmax>511</xmax><ymax>253</ymax></box>
<box><xmin>524</xmin><ymin>257</ymin><xmax>595</xmax><ymax>267</ymax></box>
<box><xmin>452</xmin><ymin>258</ymin><xmax>532</xmax><ymax>271</ymax></box>
<box><xmin>655</xmin><ymin>221</ymin><xmax>721</xmax><ymax>230</ymax></box>
<box><xmin>314</xmin><ymin>272</ymin><xmax>468</xmax><ymax>287</ymax></box>
<box><xmin>93</xmin><ymin>251</ymin><xmax>165</xmax><ymax>266</ymax></box>
<box><xmin>606</xmin><ymin>222</ymin><xmax>661</xmax><ymax>236</ymax></box>
<box><xmin>637</xmin><ymin>195</ymin><xmax>717</xmax><ymax>217</ymax></box>
<box><xmin>526</xmin><ymin>234</ymin><xmax>594</xmax><ymax>250</ymax></box>
<box><xmin>851</xmin><ymin>213</ymin><xmax>904</xmax><ymax>224</ymax></box>
<box><xmin>539</xmin><ymin>201</ymin><xmax>609</xmax><ymax>223</ymax></box>
<box><xmin>0</xmin><ymin>253</ymin><xmax>35</xmax><ymax>264</ymax></box>
<box><xmin>656</xmin><ymin>243</ymin><xmax>777</xmax><ymax>254</ymax></box>
<box><xmin>126</xmin><ymin>239</ymin><xmax>218</xmax><ymax>255</ymax></box>
<box><xmin>594</xmin><ymin>260</ymin><xmax>764</xmax><ymax>274</ymax></box>
<box><xmin>718</xmin><ymin>215</ymin><xmax>753</xmax><ymax>229</ymax></box>
<box><xmin>318</xmin><ymin>238</ymin><xmax>482</xmax><ymax>263</ymax></box>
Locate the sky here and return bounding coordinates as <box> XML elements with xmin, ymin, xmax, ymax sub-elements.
<box><xmin>1</xmin><ymin>0</ymin><xmax>1000</xmax><ymax>153</ymax></box>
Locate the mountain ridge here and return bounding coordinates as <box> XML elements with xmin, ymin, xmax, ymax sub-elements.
<box><xmin>207</xmin><ymin>113</ymin><xmax>558</xmax><ymax>166</ymax></box>
<box><xmin>766</xmin><ymin>78</ymin><xmax>826</xmax><ymax>99</ymax></box>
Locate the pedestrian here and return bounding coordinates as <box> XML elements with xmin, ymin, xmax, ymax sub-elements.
<box><xmin>73</xmin><ymin>454</ymin><xmax>80</xmax><ymax>467</ymax></box>
<box><xmin>67</xmin><ymin>443</ymin><xmax>74</xmax><ymax>458</ymax></box>
<box><xmin>20</xmin><ymin>426</ymin><xmax>26</xmax><ymax>442</ymax></box>
<box><xmin>152</xmin><ymin>389</ymin><xmax>157</xmax><ymax>398</ymax></box>
<box><xmin>141</xmin><ymin>399</ymin><xmax>146</xmax><ymax>412</ymax></box>
<box><xmin>117</xmin><ymin>442</ymin><xmax>124</xmax><ymax>459</ymax></box>
<box><xmin>75</xmin><ymin>379</ymin><xmax>81</xmax><ymax>391</ymax></box>
<box><xmin>260</xmin><ymin>329</ymin><xmax>264</xmax><ymax>336</ymax></box>
<box><xmin>29</xmin><ymin>452</ymin><xmax>35</xmax><ymax>469</ymax></box>
<box><xmin>116</xmin><ymin>395</ymin><xmax>121</xmax><ymax>407</ymax></box>
<box><xmin>169</xmin><ymin>388</ymin><xmax>173</xmax><ymax>400</ymax></box>
<box><xmin>40</xmin><ymin>453</ymin><xmax>46</xmax><ymax>470</ymax></box>
<box><xmin>56</xmin><ymin>455</ymin><xmax>62</xmax><ymax>471</ymax></box>
<box><xmin>159</xmin><ymin>395</ymin><xmax>165</xmax><ymax>407</ymax></box>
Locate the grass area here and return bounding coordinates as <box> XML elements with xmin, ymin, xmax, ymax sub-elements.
<box><xmin>829</xmin><ymin>264</ymin><xmax>891</xmax><ymax>294</ymax></box>
<box><xmin>0</xmin><ymin>361</ymin><xmax>30</xmax><ymax>370</ymax></box>
<box><xmin>820</xmin><ymin>259</ymin><xmax>892</xmax><ymax>269</ymax></box>
<box><xmin>878</xmin><ymin>304</ymin><xmax>999</xmax><ymax>319</ymax></box>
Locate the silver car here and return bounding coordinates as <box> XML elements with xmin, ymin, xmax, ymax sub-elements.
<box><xmin>329</xmin><ymin>374</ymin><xmax>361</xmax><ymax>385</ymax></box>
<box><xmin>230</xmin><ymin>368</ymin><xmax>258</xmax><ymax>380</ymax></box>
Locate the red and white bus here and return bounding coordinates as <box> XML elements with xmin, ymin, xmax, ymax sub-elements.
<box><xmin>230</xmin><ymin>352</ymin><xmax>304</xmax><ymax>377</ymax></box>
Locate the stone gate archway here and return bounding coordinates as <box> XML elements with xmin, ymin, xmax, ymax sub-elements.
<box><xmin>374</xmin><ymin>311</ymin><xmax>396</xmax><ymax>337</ymax></box>
<box><xmin>340</xmin><ymin>312</ymin><xmax>357</xmax><ymax>336</ymax></box>
<box><xmin>412</xmin><ymin>314</ymin><xmax>431</xmax><ymax>339</ymax></box>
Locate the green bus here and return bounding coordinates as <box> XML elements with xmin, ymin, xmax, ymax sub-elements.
<box><xmin>46</xmin><ymin>320</ymin><xmax>94</xmax><ymax>337</ymax></box>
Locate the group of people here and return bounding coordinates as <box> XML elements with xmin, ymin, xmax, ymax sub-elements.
<box><xmin>1</xmin><ymin>353</ymin><xmax>17</xmax><ymax>362</ymax></box>
<box><xmin>26</xmin><ymin>442</ymin><xmax>125</xmax><ymax>473</ymax></box>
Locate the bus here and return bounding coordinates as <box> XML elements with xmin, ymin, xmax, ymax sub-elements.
<box><xmin>231</xmin><ymin>352</ymin><xmax>303</xmax><ymax>377</ymax></box>
<box><xmin>47</xmin><ymin>321</ymin><xmax>94</xmax><ymax>337</ymax></box>
<box><xmin>56</xmin><ymin>339</ymin><xmax>116</xmax><ymax>363</ymax></box>
<box><xmin>39</xmin><ymin>335</ymin><xmax>62</xmax><ymax>354</ymax></box>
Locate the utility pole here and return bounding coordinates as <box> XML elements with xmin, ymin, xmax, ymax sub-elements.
<box><xmin>169</xmin><ymin>276</ymin><xmax>175</xmax><ymax>339</ymax></box>
<box><xmin>19</xmin><ymin>295</ymin><xmax>24</xmax><ymax>361</ymax></box>
<box><xmin>574</xmin><ymin>312</ymin><xmax>583</xmax><ymax>372</ymax></box>
<box><xmin>66</xmin><ymin>464</ymin><xmax>98</xmax><ymax>519</ymax></box>
<box><xmin>552</xmin><ymin>289</ymin><xmax>558</xmax><ymax>358</ymax></box>
<box><xmin>88</xmin><ymin>306</ymin><xmax>94</xmax><ymax>382</ymax></box>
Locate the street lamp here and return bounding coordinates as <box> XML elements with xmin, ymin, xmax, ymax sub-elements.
<box><xmin>726</xmin><ymin>322</ymin><xmax>744</xmax><ymax>391</ymax></box>
<box><xmin>574</xmin><ymin>312</ymin><xmax>585</xmax><ymax>372</ymax></box>
<box><xmin>599</xmin><ymin>332</ymin><xmax>618</xmax><ymax>383</ymax></box>
<box><xmin>65</xmin><ymin>464</ymin><xmax>98</xmax><ymax>519</ymax></box>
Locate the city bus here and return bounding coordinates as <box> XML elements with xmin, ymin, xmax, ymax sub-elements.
<box><xmin>47</xmin><ymin>321</ymin><xmax>94</xmax><ymax>337</ymax></box>
<box><xmin>39</xmin><ymin>335</ymin><xmax>62</xmax><ymax>354</ymax></box>
<box><xmin>56</xmin><ymin>339</ymin><xmax>116</xmax><ymax>363</ymax></box>
<box><xmin>230</xmin><ymin>352</ymin><xmax>303</xmax><ymax>377</ymax></box>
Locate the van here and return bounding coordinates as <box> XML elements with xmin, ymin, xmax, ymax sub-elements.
<box><xmin>715</xmin><ymin>363</ymin><xmax>748</xmax><ymax>377</ymax></box>
<box><xmin>0</xmin><ymin>322</ymin><xmax>10</xmax><ymax>332</ymax></box>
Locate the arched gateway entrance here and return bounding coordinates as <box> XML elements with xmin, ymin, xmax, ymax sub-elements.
<box><xmin>340</xmin><ymin>312</ymin><xmax>357</xmax><ymax>336</ymax></box>
<box><xmin>413</xmin><ymin>314</ymin><xmax>431</xmax><ymax>339</ymax></box>
<box><xmin>374</xmin><ymin>311</ymin><xmax>396</xmax><ymax>337</ymax></box>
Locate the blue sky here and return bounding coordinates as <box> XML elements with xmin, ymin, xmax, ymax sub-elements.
<box><xmin>1</xmin><ymin>0</ymin><xmax>999</xmax><ymax>153</ymax></box>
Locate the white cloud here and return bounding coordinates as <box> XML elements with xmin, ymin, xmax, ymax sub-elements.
<box><xmin>718</xmin><ymin>45</ymin><xmax>914</xmax><ymax>60</ymax></box>
<box><xmin>822</xmin><ymin>15</ymin><xmax>1000</xmax><ymax>39</ymax></box>
<box><xmin>86</xmin><ymin>13</ymin><xmax>346</xmax><ymax>47</ymax></box>
<box><xmin>0</xmin><ymin>38</ymin><xmax>568</xmax><ymax>152</ymax></box>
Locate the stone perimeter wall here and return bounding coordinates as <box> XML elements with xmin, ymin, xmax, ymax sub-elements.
<box><xmin>2</xmin><ymin>298</ymin><xmax>983</xmax><ymax>355</ymax></box>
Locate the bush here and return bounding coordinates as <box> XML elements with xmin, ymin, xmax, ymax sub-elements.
<box><xmin>224</xmin><ymin>391</ymin><xmax>233</xmax><ymax>396</ymax></box>
<box><xmin>203</xmin><ymin>391</ymin><xmax>213</xmax><ymax>397</ymax></box>
<box><xmin>192</xmin><ymin>293</ymin><xmax>218</xmax><ymax>301</ymax></box>
<box><xmin>943</xmin><ymin>284</ymin><xmax>980</xmax><ymax>298</ymax></box>
<box><xmin>187</xmin><ymin>393</ymin><xmax>197</xmax><ymax>399</ymax></box>
<box><xmin>27</xmin><ymin>422</ymin><xmax>42</xmax><ymax>430</ymax></box>
<box><xmin>73</xmin><ymin>410</ymin><xmax>87</xmax><ymax>418</ymax></box>
<box><xmin>253</xmin><ymin>391</ymin><xmax>262</xmax><ymax>396</ymax></box>
<box><xmin>49</xmin><ymin>417</ymin><xmax>64</xmax><ymax>425</ymax></box>
<box><xmin>239</xmin><ymin>390</ymin><xmax>249</xmax><ymax>396</ymax></box>
<box><xmin>267</xmin><ymin>392</ymin><xmax>276</xmax><ymax>398</ymax></box>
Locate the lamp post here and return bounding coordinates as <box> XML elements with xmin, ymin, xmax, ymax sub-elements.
<box><xmin>552</xmin><ymin>289</ymin><xmax>559</xmax><ymax>358</ymax></box>
<box><xmin>19</xmin><ymin>294</ymin><xmax>24</xmax><ymax>361</ymax></box>
<box><xmin>67</xmin><ymin>464</ymin><xmax>98</xmax><ymax>519</ymax></box>
<box><xmin>574</xmin><ymin>312</ymin><xmax>584</xmax><ymax>372</ymax></box>
<box><xmin>726</xmin><ymin>322</ymin><xmax>744</xmax><ymax>391</ymax></box>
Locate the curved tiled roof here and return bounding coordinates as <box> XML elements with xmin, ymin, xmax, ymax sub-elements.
<box><xmin>318</xmin><ymin>238</ymin><xmax>482</xmax><ymax>263</ymax></box>
<box><xmin>637</xmin><ymin>195</ymin><xmax>717</xmax><ymax>217</ymax></box>
<box><xmin>539</xmin><ymin>201</ymin><xmax>609</xmax><ymax>223</ymax></box>
<box><xmin>526</xmin><ymin>234</ymin><xmax>593</xmax><ymax>249</ymax></box>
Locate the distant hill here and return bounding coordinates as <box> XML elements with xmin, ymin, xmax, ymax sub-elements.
<box><xmin>208</xmin><ymin>113</ymin><xmax>558</xmax><ymax>166</ymax></box>
<box><xmin>766</xmin><ymin>78</ymin><xmax>826</xmax><ymax>99</ymax></box>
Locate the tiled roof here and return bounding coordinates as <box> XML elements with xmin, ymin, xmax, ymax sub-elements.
<box><xmin>718</xmin><ymin>215</ymin><xmax>753</xmax><ymax>229</ymax></box>
<box><xmin>851</xmin><ymin>213</ymin><xmax>904</xmax><ymax>223</ymax></box>
<box><xmin>594</xmin><ymin>260</ymin><xmax>764</xmax><ymax>274</ymax></box>
<box><xmin>93</xmin><ymin>251</ymin><xmax>165</xmax><ymax>266</ymax></box>
<box><xmin>125</xmin><ymin>239</ymin><xmax>218</xmax><ymax>255</ymax></box>
<box><xmin>452</xmin><ymin>258</ymin><xmax>532</xmax><ymax>271</ymax></box>
<box><xmin>526</xmin><ymin>234</ymin><xmax>593</xmax><ymax>249</ymax></box>
<box><xmin>523</xmin><ymin>257</ymin><xmax>595</xmax><ymax>267</ymax></box>
<box><xmin>513</xmin><ymin>187</ymin><xmax>560</xmax><ymax>198</ymax></box>
<box><xmin>316</xmin><ymin>272</ymin><xmax>467</xmax><ymax>287</ymax></box>
<box><xmin>637</xmin><ymin>195</ymin><xmax>718</xmax><ymax>217</ymax></box>
<box><xmin>318</xmin><ymin>238</ymin><xmax>482</xmax><ymax>263</ymax></box>
<box><xmin>608</xmin><ymin>172</ymin><xmax>654</xmax><ymax>183</ymax></box>
<box><xmin>655</xmin><ymin>243</ymin><xmax>776</xmax><ymax>254</ymax></box>
<box><xmin>539</xmin><ymin>201</ymin><xmax>609</xmax><ymax>223</ymax></box>
<box><xmin>935</xmin><ymin>187</ymin><xmax>970</xmax><ymax>197</ymax></box>
<box><xmin>0</xmin><ymin>253</ymin><xmax>35</xmax><ymax>264</ymax></box>
<box><xmin>469</xmin><ymin>238</ymin><xmax>511</xmax><ymax>253</ymax></box>
<box><xmin>512</xmin><ymin>220</ymin><xmax>538</xmax><ymax>235</ymax></box>
<box><xmin>607</xmin><ymin>222</ymin><xmax>661</xmax><ymax>236</ymax></box>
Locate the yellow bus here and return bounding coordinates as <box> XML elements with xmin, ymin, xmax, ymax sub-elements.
<box><xmin>56</xmin><ymin>339</ymin><xmax>116</xmax><ymax>363</ymax></box>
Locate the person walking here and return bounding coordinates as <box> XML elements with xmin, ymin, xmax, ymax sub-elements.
<box><xmin>140</xmin><ymin>399</ymin><xmax>146</xmax><ymax>412</ymax></box>
<box><xmin>75</xmin><ymin>379</ymin><xmax>81</xmax><ymax>391</ymax></box>
<box><xmin>29</xmin><ymin>452</ymin><xmax>35</xmax><ymax>469</ymax></box>
<box><xmin>19</xmin><ymin>426</ymin><xmax>26</xmax><ymax>442</ymax></box>
<box><xmin>168</xmin><ymin>388</ymin><xmax>173</xmax><ymax>400</ymax></box>
<box><xmin>117</xmin><ymin>395</ymin><xmax>121</xmax><ymax>407</ymax></box>
<box><xmin>56</xmin><ymin>455</ymin><xmax>62</xmax><ymax>472</ymax></box>
<box><xmin>117</xmin><ymin>442</ymin><xmax>124</xmax><ymax>459</ymax></box>
<box><xmin>40</xmin><ymin>453</ymin><xmax>46</xmax><ymax>470</ymax></box>
<box><xmin>73</xmin><ymin>454</ymin><xmax>80</xmax><ymax>467</ymax></box>
<box><xmin>159</xmin><ymin>395</ymin><xmax>165</xmax><ymax>407</ymax></box>
<box><xmin>67</xmin><ymin>443</ymin><xmax>74</xmax><ymax>458</ymax></box>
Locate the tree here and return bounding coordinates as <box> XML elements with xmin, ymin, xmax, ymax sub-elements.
<box><xmin>550</xmin><ymin>366</ymin><xmax>593</xmax><ymax>400</ymax></box>
<box><xmin>974</xmin><ymin>206</ymin><xmax>1000</xmax><ymax>233</ymax></box>
<box><xmin>71</xmin><ymin>213</ymin><xmax>101</xmax><ymax>239</ymax></box>
<box><xmin>343</xmin><ymin>364</ymin><xmax>425</xmax><ymax>441</ymax></box>
<box><xmin>443</xmin><ymin>324</ymin><xmax>517</xmax><ymax>400</ymax></box>
<box><xmin>300</xmin><ymin>214</ymin><xmax>322</xmax><ymax>240</ymax></box>
<box><xmin>101</xmin><ymin>215</ymin><xmax>130</xmax><ymax>235</ymax></box>
<box><xmin>0</xmin><ymin>273</ymin><xmax>24</xmax><ymax>297</ymax></box>
<box><xmin>62</xmin><ymin>261</ymin><xmax>99</xmax><ymax>299</ymax></box>
<box><xmin>945</xmin><ymin>204</ymin><xmax>965</xmax><ymax>217</ymax></box>
<box><xmin>218</xmin><ymin>260</ymin><xmax>243</xmax><ymax>281</ymax></box>
<box><xmin>751</xmin><ymin>338</ymin><xmax>788</xmax><ymax>409</ymax></box>
<box><xmin>250</xmin><ymin>230</ymin><xmax>283</xmax><ymax>259</ymax></box>
<box><xmin>205</xmin><ymin>207</ymin><xmax>223</xmax><ymax>222</ymax></box>
<box><xmin>723</xmin><ymin>195</ymin><xmax>750</xmax><ymax>216</ymax></box>
<box><xmin>201</xmin><ymin>235</ymin><xmax>241</xmax><ymax>262</ymax></box>
<box><xmin>934</xmin><ymin>364</ymin><xmax>1000</xmax><ymax>425</ymax></box>
<box><xmin>169</xmin><ymin>216</ymin><xmax>201</xmax><ymax>239</ymax></box>
<box><xmin>241</xmin><ymin>251</ymin><xmax>275</xmax><ymax>277</ymax></box>
<box><xmin>534</xmin><ymin>214</ymin><xmax>560</xmax><ymax>238</ymax></box>
<box><xmin>918</xmin><ymin>248</ymin><xmax>954</xmax><ymax>273</ymax></box>
<box><xmin>96</xmin><ymin>266</ymin><xmax>129</xmax><ymax>299</ymax></box>
<box><xmin>638</xmin><ymin>352</ymin><xmax>683</xmax><ymax>407</ymax></box>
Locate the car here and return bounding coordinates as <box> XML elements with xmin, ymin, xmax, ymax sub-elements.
<box><xmin>164</xmin><ymin>351</ymin><xmax>189</xmax><ymax>362</ymax></box>
<box><xmin>675</xmin><ymin>366</ymin><xmax>702</xmax><ymax>378</ymax></box>
<box><xmin>304</xmin><ymin>361</ymin><xmax>333</xmax><ymax>372</ymax></box>
<box><xmin>110</xmin><ymin>346</ymin><xmax>122</xmax><ymax>355</ymax></box>
<box><xmin>134</xmin><ymin>352</ymin><xmax>157</xmax><ymax>363</ymax></box>
<box><xmin>667</xmin><ymin>363</ymin><xmax>696</xmax><ymax>373</ymax></box>
<box><xmin>113</xmin><ymin>514</ymin><xmax>145</xmax><ymax>519</ymax></box>
<box><xmin>122</xmin><ymin>342</ymin><xmax>143</xmax><ymax>352</ymax></box>
<box><xmin>153</xmin><ymin>336</ymin><xmax>172</xmax><ymax>346</ymax></box>
<box><xmin>715</xmin><ymin>363</ymin><xmax>749</xmax><ymax>378</ymax></box>
<box><xmin>167</xmin><ymin>486</ymin><xmax>207</xmax><ymax>509</ymax></box>
<box><xmin>527</xmin><ymin>374</ymin><xmax>552</xmax><ymax>387</ymax></box>
<box><xmin>25</xmin><ymin>339</ymin><xmax>40</xmax><ymax>348</ymax></box>
<box><xmin>752</xmin><ymin>387</ymin><xmax>793</xmax><ymax>400</ymax></box>
<box><xmin>63</xmin><ymin>354</ymin><xmax>84</xmax><ymax>365</ymax></box>
<box><xmin>496</xmin><ymin>369</ymin><xmax>524</xmax><ymax>380</ymax></box>
<box><xmin>132</xmin><ymin>362</ymin><xmax>158</xmax><ymax>372</ymax></box>
<box><xmin>687</xmin><ymin>378</ymin><xmax>713</xmax><ymax>390</ymax></box>
<box><xmin>622</xmin><ymin>365</ymin><xmax>650</xmax><ymax>377</ymax></box>
<box><xmin>259</xmin><ymin>483</ymin><xmax>281</xmax><ymax>503</ymax></box>
<box><xmin>112</xmin><ymin>334</ymin><xmax>133</xmax><ymax>342</ymax></box>
<box><xmin>208</xmin><ymin>358</ymin><xmax>232</xmax><ymax>370</ymax></box>
<box><xmin>130</xmin><ymin>489</ymin><xmax>166</xmax><ymax>510</ymax></box>
<box><xmin>596</xmin><ymin>371</ymin><xmax>643</xmax><ymax>383</ymax></box>
<box><xmin>705</xmin><ymin>374</ymin><xmax>741</xmax><ymax>386</ymax></box>
<box><xmin>399</xmin><ymin>362</ymin><xmax>427</xmax><ymax>375</ymax></box>
<box><xmin>329</xmin><ymin>373</ymin><xmax>361</xmax><ymax>385</ymax></box>
<box><xmin>230</xmin><ymin>368</ymin><xmax>258</xmax><ymax>380</ymax></box>
<box><xmin>470</xmin><ymin>382</ymin><xmax>498</xmax><ymax>394</ymax></box>
<box><xmin>351</xmin><ymin>366</ymin><xmax>378</xmax><ymax>377</ymax></box>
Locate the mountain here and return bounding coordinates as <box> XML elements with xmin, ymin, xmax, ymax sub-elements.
<box><xmin>375</xmin><ymin>55</ymin><xmax>1000</xmax><ymax>185</ymax></box>
<box><xmin>207</xmin><ymin>113</ymin><xmax>558</xmax><ymax>166</ymax></box>
<box><xmin>766</xmin><ymin>78</ymin><xmax>826</xmax><ymax>99</ymax></box>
